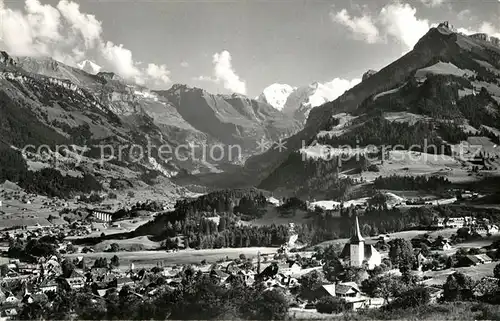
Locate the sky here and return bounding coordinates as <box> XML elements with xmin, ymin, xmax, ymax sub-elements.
<box><xmin>0</xmin><ymin>0</ymin><xmax>499</xmax><ymax>97</ymax></box>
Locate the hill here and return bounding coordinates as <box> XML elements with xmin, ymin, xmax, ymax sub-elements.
<box><xmin>0</xmin><ymin>53</ymin><xmax>304</xmax><ymax>199</ymax></box>
<box><xmin>246</xmin><ymin>23</ymin><xmax>500</xmax><ymax>199</ymax></box>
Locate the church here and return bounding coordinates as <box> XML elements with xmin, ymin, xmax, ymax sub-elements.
<box><xmin>340</xmin><ymin>216</ymin><xmax>382</xmax><ymax>270</ymax></box>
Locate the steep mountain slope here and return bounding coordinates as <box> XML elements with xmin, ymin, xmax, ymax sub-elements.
<box><xmin>246</xmin><ymin>23</ymin><xmax>500</xmax><ymax>197</ymax></box>
<box><xmin>0</xmin><ymin>51</ymin><xmax>307</xmax><ymax>199</ymax></box>
<box><xmin>154</xmin><ymin>84</ymin><xmax>301</xmax><ymax>152</ymax></box>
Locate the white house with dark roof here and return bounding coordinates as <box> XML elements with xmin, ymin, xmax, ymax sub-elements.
<box><xmin>340</xmin><ymin>216</ymin><xmax>382</xmax><ymax>270</ymax></box>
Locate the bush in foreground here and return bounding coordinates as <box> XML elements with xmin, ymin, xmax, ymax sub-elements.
<box><xmin>316</xmin><ymin>296</ymin><xmax>347</xmax><ymax>314</ymax></box>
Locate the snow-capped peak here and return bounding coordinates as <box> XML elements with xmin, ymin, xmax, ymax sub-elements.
<box><xmin>257</xmin><ymin>83</ymin><xmax>296</xmax><ymax>111</ymax></box>
<box><xmin>77</xmin><ymin>60</ymin><xmax>102</xmax><ymax>75</ymax></box>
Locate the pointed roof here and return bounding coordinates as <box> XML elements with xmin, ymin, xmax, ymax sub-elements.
<box><xmin>350</xmin><ymin>216</ymin><xmax>365</xmax><ymax>243</ymax></box>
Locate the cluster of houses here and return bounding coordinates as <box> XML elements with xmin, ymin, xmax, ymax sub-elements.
<box><xmin>411</xmin><ymin>235</ymin><xmax>453</xmax><ymax>251</ymax></box>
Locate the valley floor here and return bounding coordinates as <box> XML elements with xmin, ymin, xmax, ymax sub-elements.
<box><xmin>65</xmin><ymin>247</ymin><xmax>277</xmax><ymax>269</ymax></box>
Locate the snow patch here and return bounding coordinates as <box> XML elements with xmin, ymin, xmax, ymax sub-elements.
<box><xmin>258</xmin><ymin>83</ymin><xmax>296</xmax><ymax>111</ymax></box>
<box><xmin>77</xmin><ymin>60</ymin><xmax>102</xmax><ymax>75</ymax></box>
<box><xmin>134</xmin><ymin>90</ymin><xmax>159</xmax><ymax>101</ymax></box>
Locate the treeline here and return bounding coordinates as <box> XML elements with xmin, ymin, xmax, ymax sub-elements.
<box><xmin>373</xmin><ymin>175</ymin><xmax>451</xmax><ymax>191</ymax></box>
<box><xmin>259</xmin><ymin>151</ymin><xmax>364</xmax><ymax>199</ymax></box>
<box><xmin>173</xmin><ymin>188</ymin><xmax>268</xmax><ymax>218</ymax></box>
<box><xmin>181</xmin><ymin>223</ymin><xmax>290</xmax><ymax>249</ymax></box>
<box><xmin>457</xmin><ymin>87</ymin><xmax>500</xmax><ymax>132</ymax></box>
<box><xmin>307</xmin><ymin>206</ymin><xmax>435</xmax><ymax>241</ymax></box>
<box><xmin>133</xmin><ymin>189</ymin><xmax>292</xmax><ymax>248</ymax></box>
<box><xmin>139</xmin><ymin>208</ymin><xmax>290</xmax><ymax>249</ymax></box>
<box><xmin>316</xmin><ymin>116</ymin><xmax>452</xmax><ymax>156</ymax></box>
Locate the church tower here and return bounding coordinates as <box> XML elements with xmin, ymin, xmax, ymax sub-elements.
<box><xmin>349</xmin><ymin>216</ymin><xmax>365</xmax><ymax>267</ymax></box>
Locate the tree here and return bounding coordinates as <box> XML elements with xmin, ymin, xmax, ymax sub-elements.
<box><xmin>110</xmin><ymin>255</ymin><xmax>120</xmax><ymax>268</ymax></box>
<box><xmin>66</xmin><ymin>243</ymin><xmax>77</xmax><ymax>254</ymax></box>
<box><xmin>109</xmin><ymin>243</ymin><xmax>120</xmax><ymax>253</ymax></box>
<box><xmin>420</xmin><ymin>243</ymin><xmax>430</xmax><ymax>257</ymax></box>
<box><xmin>25</xmin><ymin>239</ymin><xmax>57</xmax><ymax>257</ymax></box>
<box><xmin>93</xmin><ymin>258</ymin><xmax>108</xmax><ymax>268</ymax></box>
<box><xmin>389</xmin><ymin>238</ymin><xmax>415</xmax><ymax>271</ymax></box>
<box><xmin>299</xmin><ymin>270</ymin><xmax>325</xmax><ymax>300</ymax></box>
<box><xmin>361</xmin><ymin>275</ymin><xmax>405</xmax><ymax>304</ymax></box>
<box><xmin>323</xmin><ymin>258</ymin><xmax>344</xmax><ymax>283</ymax></box>
<box><xmin>343</xmin><ymin>267</ymin><xmax>369</xmax><ymax>284</ymax></box>
<box><xmin>0</xmin><ymin>264</ymin><xmax>8</xmax><ymax>277</ymax></box>
<box><xmin>493</xmin><ymin>263</ymin><xmax>500</xmax><ymax>279</ymax></box>
<box><xmin>316</xmin><ymin>296</ymin><xmax>347</xmax><ymax>314</ymax></box>
<box><xmin>246</xmin><ymin>288</ymin><xmax>289</xmax><ymax>320</ymax></box>
<box><xmin>443</xmin><ymin>272</ymin><xmax>475</xmax><ymax>301</ymax></box>
<box><xmin>61</xmin><ymin>259</ymin><xmax>75</xmax><ymax>278</ymax></box>
<box><xmin>389</xmin><ymin>286</ymin><xmax>430</xmax><ymax>310</ymax></box>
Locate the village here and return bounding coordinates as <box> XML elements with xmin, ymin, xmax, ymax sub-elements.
<box><xmin>1</xmin><ymin>201</ymin><xmax>500</xmax><ymax>320</ymax></box>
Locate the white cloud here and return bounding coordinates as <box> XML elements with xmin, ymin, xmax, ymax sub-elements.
<box><xmin>457</xmin><ymin>9</ymin><xmax>472</xmax><ymax>21</ymax></box>
<box><xmin>331</xmin><ymin>9</ymin><xmax>379</xmax><ymax>44</ymax></box>
<box><xmin>419</xmin><ymin>0</ymin><xmax>445</xmax><ymax>7</ymax></box>
<box><xmin>25</xmin><ymin>0</ymin><xmax>62</xmax><ymax>42</ymax></box>
<box><xmin>100</xmin><ymin>41</ymin><xmax>141</xmax><ymax>79</ymax></box>
<box><xmin>0</xmin><ymin>5</ymin><xmax>36</xmax><ymax>56</ymax></box>
<box><xmin>56</xmin><ymin>0</ymin><xmax>101</xmax><ymax>49</ymax></box>
<box><xmin>457</xmin><ymin>22</ymin><xmax>500</xmax><ymax>39</ymax></box>
<box><xmin>212</xmin><ymin>50</ymin><xmax>247</xmax><ymax>95</ymax></box>
<box><xmin>479</xmin><ymin>22</ymin><xmax>500</xmax><ymax>39</ymax></box>
<box><xmin>331</xmin><ymin>3</ymin><xmax>430</xmax><ymax>51</ymax></box>
<box><xmin>180</xmin><ymin>61</ymin><xmax>189</xmax><ymax>68</ymax></box>
<box><xmin>319</xmin><ymin>78</ymin><xmax>362</xmax><ymax>101</ymax></box>
<box><xmin>0</xmin><ymin>0</ymin><xmax>171</xmax><ymax>89</ymax></box>
<box><xmin>379</xmin><ymin>3</ymin><xmax>430</xmax><ymax>50</ymax></box>
<box><xmin>193</xmin><ymin>75</ymin><xmax>215</xmax><ymax>82</ymax></box>
<box><xmin>146</xmin><ymin>63</ymin><xmax>171</xmax><ymax>87</ymax></box>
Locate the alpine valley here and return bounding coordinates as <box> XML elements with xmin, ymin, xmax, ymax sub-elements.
<box><xmin>3</xmin><ymin>13</ymin><xmax>500</xmax><ymax>321</ymax></box>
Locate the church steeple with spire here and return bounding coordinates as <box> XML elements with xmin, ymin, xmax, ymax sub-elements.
<box><xmin>349</xmin><ymin>216</ymin><xmax>365</xmax><ymax>267</ymax></box>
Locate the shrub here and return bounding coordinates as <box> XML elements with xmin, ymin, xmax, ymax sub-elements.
<box><xmin>316</xmin><ymin>296</ymin><xmax>347</xmax><ymax>314</ymax></box>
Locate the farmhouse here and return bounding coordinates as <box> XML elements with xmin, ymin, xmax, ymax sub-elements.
<box><xmin>315</xmin><ymin>282</ymin><xmax>368</xmax><ymax>311</ymax></box>
<box><xmin>64</xmin><ymin>270</ymin><xmax>85</xmax><ymax>290</ymax></box>
<box><xmin>340</xmin><ymin>217</ymin><xmax>382</xmax><ymax>270</ymax></box>
<box><xmin>432</xmin><ymin>239</ymin><xmax>452</xmax><ymax>251</ymax></box>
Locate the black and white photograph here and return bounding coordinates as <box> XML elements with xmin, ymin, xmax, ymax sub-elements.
<box><xmin>1</xmin><ymin>0</ymin><xmax>500</xmax><ymax>319</ymax></box>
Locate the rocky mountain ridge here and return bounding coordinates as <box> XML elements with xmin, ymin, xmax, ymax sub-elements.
<box><xmin>0</xmin><ymin>51</ymin><xmax>302</xmax><ymax>199</ymax></box>
<box><xmin>242</xmin><ymin>23</ymin><xmax>500</xmax><ymax>196</ymax></box>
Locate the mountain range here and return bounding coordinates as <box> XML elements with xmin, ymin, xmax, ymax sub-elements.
<box><xmin>242</xmin><ymin>23</ymin><xmax>500</xmax><ymax>198</ymax></box>
<box><xmin>257</xmin><ymin>80</ymin><xmax>361</xmax><ymax>124</ymax></box>
<box><xmin>0</xmin><ymin>51</ymin><xmax>334</xmax><ymax>198</ymax></box>
<box><xmin>1</xmin><ymin>22</ymin><xmax>500</xmax><ymax>201</ymax></box>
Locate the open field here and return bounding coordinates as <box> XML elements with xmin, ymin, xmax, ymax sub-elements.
<box><xmin>66</xmin><ymin>247</ymin><xmax>278</xmax><ymax>269</ymax></box>
<box><xmin>67</xmin><ymin>217</ymin><xmax>155</xmax><ymax>239</ymax></box>
<box><xmin>423</xmin><ymin>262</ymin><xmax>496</xmax><ymax>286</ymax></box>
<box><xmin>343</xmin><ymin>150</ymin><xmax>480</xmax><ymax>184</ymax></box>
<box><xmin>93</xmin><ymin>235</ymin><xmax>161</xmax><ymax>251</ymax></box>
<box><xmin>313</xmin><ymin>229</ymin><xmax>458</xmax><ymax>250</ymax></box>
<box><xmin>289</xmin><ymin>308</ymin><xmax>334</xmax><ymax>320</ymax></box>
